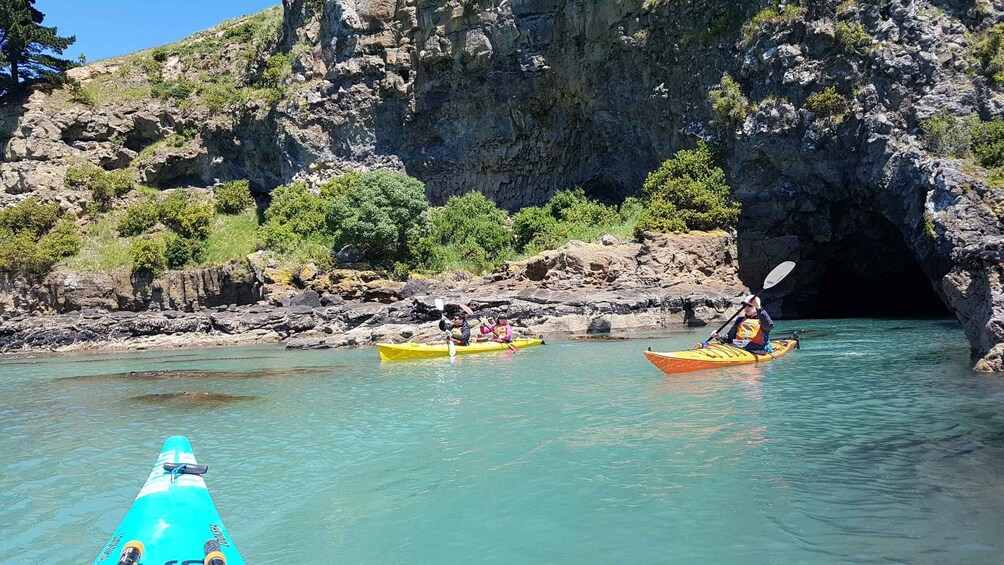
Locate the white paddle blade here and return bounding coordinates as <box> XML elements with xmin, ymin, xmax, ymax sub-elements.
<box><xmin>448</xmin><ymin>339</ymin><xmax>456</xmax><ymax>358</ymax></box>
<box><xmin>763</xmin><ymin>261</ymin><xmax>796</xmax><ymax>289</ymax></box>
<box><xmin>435</xmin><ymin>298</ymin><xmax>445</xmax><ymax>311</ymax></box>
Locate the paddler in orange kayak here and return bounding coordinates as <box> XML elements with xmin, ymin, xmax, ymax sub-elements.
<box><xmin>711</xmin><ymin>295</ymin><xmax>775</xmax><ymax>353</ymax></box>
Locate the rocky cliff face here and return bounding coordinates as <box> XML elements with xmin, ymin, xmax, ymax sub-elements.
<box><xmin>0</xmin><ymin>261</ymin><xmax>261</xmax><ymax>315</ymax></box>
<box><xmin>1</xmin><ymin>0</ymin><xmax>1003</xmax><ymax>369</ymax></box>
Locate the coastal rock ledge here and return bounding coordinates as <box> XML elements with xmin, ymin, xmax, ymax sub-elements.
<box><xmin>0</xmin><ymin>232</ymin><xmax>750</xmax><ymax>355</ymax></box>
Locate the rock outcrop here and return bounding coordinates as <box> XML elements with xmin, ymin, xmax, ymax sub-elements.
<box><xmin>0</xmin><ymin>261</ymin><xmax>262</xmax><ymax>315</ymax></box>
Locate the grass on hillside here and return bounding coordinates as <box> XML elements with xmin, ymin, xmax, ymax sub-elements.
<box><xmin>64</xmin><ymin>212</ymin><xmax>134</xmax><ymax>272</ymax></box>
<box><xmin>65</xmin><ymin>209</ymin><xmax>263</xmax><ymax>273</ymax></box>
<box><xmin>198</xmin><ymin>210</ymin><xmax>261</xmax><ymax>266</ymax></box>
<box><xmin>55</xmin><ymin>5</ymin><xmax>284</xmax><ymax>111</ymax></box>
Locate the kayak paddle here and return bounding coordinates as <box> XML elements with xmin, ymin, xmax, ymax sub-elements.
<box><xmin>700</xmin><ymin>261</ymin><xmax>796</xmax><ymax>348</ymax></box>
<box><xmin>435</xmin><ymin>298</ymin><xmax>456</xmax><ymax>358</ymax></box>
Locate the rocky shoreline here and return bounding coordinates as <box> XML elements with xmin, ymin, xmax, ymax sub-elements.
<box><xmin>0</xmin><ymin>288</ymin><xmax>742</xmax><ymax>356</ymax></box>
<box><xmin>0</xmin><ymin>232</ymin><xmax>750</xmax><ymax>356</ymax></box>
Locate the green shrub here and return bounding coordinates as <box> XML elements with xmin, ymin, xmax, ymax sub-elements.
<box><xmin>973</xmin><ymin>24</ymin><xmax>1004</xmax><ymax>87</ymax></box>
<box><xmin>175</xmin><ymin>203</ymin><xmax>214</xmax><ymax>240</ymax></box>
<box><xmin>199</xmin><ymin>83</ymin><xmax>241</xmax><ymax>111</ymax></box>
<box><xmin>65</xmin><ymin>167</ymin><xmax>133</xmax><ymax>212</ymax></box>
<box><xmin>634</xmin><ymin>141</ymin><xmax>740</xmax><ymax>236</ymax></box>
<box><xmin>164</xmin><ymin>233</ymin><xmax>203</xmax><ymax>268</ymax></box>
<box><xmin>0</xmin><ymin>219</ymin><xmax>81</xmax><ymax>274</ymax></box>
<box><xmin>619</xmin><ymin>196</ymin><xmax>646</xmax><ymax>224</ymax></box>
<box><xmin>741</xmin><ymin>5</ymin><xmax>805</xmax><ymax>47</ymax></box>
<box><xmin>90</xmin><ymin>180</ymin><xmax>116</xmax><ymax>211</ymax></box>
<box><xmin>158</xmin><ymin>191</ymin><xmax>215</xmax><ymax>239</ymax></box>
<box><xmin>106</xmin><ymin>170</ymin><xmax>134</xmax><ymax>196</ymax></box>
<box><xmin>987</xmin><ymin>167</ymin><xmax>1004</xmax><ymax>189</ymax></box>
<box><xmin>512</xmin><ymin>206</ymin><xmax>557</xmax><ymax>251</ymax></box>
<box><xmin>258</xmin><ymin>182</ymin><xmax>328</xmax><ymax>253</ymax></box>
<box><xmin>922</xmin><ymin>212</ymin><xmax>937</xmax><ymax>242</ymax></box>
<box><xmin>708</xmin><ymin>74</ymin><xmax>750</xmax><ymax>132</ymax></box>
<box><xmin>971</xmin><ymin>117</ymin><xmax>1004</xmax><ymax>168</ymax></box>
<box><xmin>130</xmin><ymin>237</ymin><xmax>167</xmax><ymax>275</ymax></box>
<box><xmin>546</xmin><ymin>188</ymin><xmax>618</xmax><ymax>225</ymax></box>
<box><xmin>38</xmin><ymin>220</ymin><xmax>82</xmax><ymax>265</ymax></box>
<box><xmin>0</xmin><ymin>199</ymin><xmax>80</xmax><ymax>274</ymax></box>
<box><xmin>635</xmin><ymin>199</ymin><xmax>688</xmax><ymax>234</ymax></box>
<box><xmin>258</xmin><ymin>220</ymin><xmax>301</xmax><ymax>253</ymax></box>
<box><xmin>118</xmin><ymin>201</ymin><xmax>161</xmax><ymax>236</ymax></box>
<box><xmin>0</xmin><ymin>198</ymin><xmax>59</xmax><ymax>236</ymax></box>
<box><xmin>919</xmin><ymin>111</ymin><xmax>975</xmax><ymax>159</ymax></box>
<box><xmin>509</xmin><ymin>189</ymin><xmax>622</xmax><ymax>252</ymax></box>
<box><xmin>319</xmin><ymin>172</ymin><xmax>361</xmax><ymax>200</ymax></box>
<box><xmin>262</xmin><ymin>53</ymin><xmax>292</xmax><ymax>86</ymax></box>
<box><xmin>67</xmin><ymin>80</ymin><xmax>95</xmax><ymax>106</ymax></box>
<box><xmin>64</xmin><ymin>167</ymin><xmax>103</xmax><ymax>191</ymax></box>
<box><xmin>430</xmin><ymin>192</ymin><xmax>512</xmax><ymax>272</ymax></box>
<box><xmin>834</xmin><ymin>22</ymin><xmax>874</xmax><ymax>54</ymax></box>
<box><xmin>264</xmin><ymin>182</ymin><xmax>327</xmax><ymax>237</ymax></box>
<box><xmin>159</xmin><ymin>190</ymin><xmax>190</xmax><ymax>225</ymax></box>
<box><xmin>326</xmin><ymin>170</ymin><xmax>431</xmax><ymax>263</ymax></box>
<box><xmin>165</xmin><ymin>133</ymin><xmax>190</xmax><ymax>148</ymax></box>
<box><xmin>151</xmin><ymin>78</ymin><xmax>196</xmax><ymax>101</ymax></box>
<box><xmin>214</xmin><ymin>180</ymin><xmax>255</xmax><ymax>214</ymax></box>
<box><xmin>803</xmin><ymin>87</ymin><xmax>848</xmax><ymax>121</ymax></box>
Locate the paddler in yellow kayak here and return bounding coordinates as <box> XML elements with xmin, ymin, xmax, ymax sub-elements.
<box><xmin>438</xmin><ymin>312</ymin><xmax>472</xmax><ymax>346</ymax></box>
<box><xmin>711</xmin><ymin>295</ymin><xmax>775</xmax><ymax>353</ymax></box>
<box><xmin>478</xmin><ymin>313</ymin><xmax>513</xmax><ymax>343</ymax></box>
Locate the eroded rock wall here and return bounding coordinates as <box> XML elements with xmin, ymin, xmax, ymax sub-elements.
<box><xmin>0</xmin><ymin>261</ymin><xmax>262</xmax><ymax>315</ymax></box>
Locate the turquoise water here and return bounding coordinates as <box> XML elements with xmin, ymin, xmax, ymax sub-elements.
<box><xmin>3</xmin><ymin>319</ymin><xmax>1004</xmax><ymax>564</ymax></box>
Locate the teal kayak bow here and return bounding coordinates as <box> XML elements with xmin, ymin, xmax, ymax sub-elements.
<box><xmin>92</xmin><ymin>436</ymin><xmax>244</xmax><ymax>565</ymax></box>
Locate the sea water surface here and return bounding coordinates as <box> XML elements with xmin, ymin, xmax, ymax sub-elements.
<box><xmin>3</xmin><ymin>319</ymin><xmax>1004</xmax><ymax>564</ymax></box>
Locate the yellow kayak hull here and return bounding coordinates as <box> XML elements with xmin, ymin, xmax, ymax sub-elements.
<box><xmin>377</xmin><ymin>338</ymin><xmax>544</xmax><ymax>361</ymax></box>
<box><xmin>644</xmin><ymin>339</ymin><xmax>798</xmax><ymax>375</ymax></box>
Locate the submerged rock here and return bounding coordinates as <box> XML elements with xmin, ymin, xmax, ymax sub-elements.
<box><xmin>129</xmin><ymin>392</ymin><xmax>259</xmax><ymax>407</ymax></box>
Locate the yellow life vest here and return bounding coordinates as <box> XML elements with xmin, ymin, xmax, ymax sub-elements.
<box><xmin>733</xmin><ymin>318</ymin><xmax>767</xmax><ymax>347</ymax></box>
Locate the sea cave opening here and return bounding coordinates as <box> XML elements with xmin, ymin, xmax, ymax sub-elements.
<box><xmin>805</xmin><ymin>227</ymin><xmax>950</xmax><ymax>319</ymax></box>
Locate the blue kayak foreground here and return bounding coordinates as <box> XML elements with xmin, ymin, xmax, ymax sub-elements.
<box><xmin>92</xmin><ymin>436</ymin><xmax>244</xmax><ymax>565</ymax></box>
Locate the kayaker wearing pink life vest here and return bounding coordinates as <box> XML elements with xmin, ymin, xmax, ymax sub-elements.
<box><xmin>711</xmin><ymin>295</ymin><xmax>775</xmax><ymax>353</ymax></box>
<box><xmin>479</xmin><ymin>314</ymin><xmax>513</xmax><ymax>343</ymax></box>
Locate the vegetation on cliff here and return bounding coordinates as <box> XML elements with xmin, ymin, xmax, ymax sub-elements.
<box><xmin>973</xmin><ymin>23</ymin><xmax>1004</xmax><ymax>87</ymax></box>
<box><xmin>635</xmin><ymin>142</ymin><xmax>740</xmax><ymax>237</ymax></box>
<box><xmin>59</xmin><ymin>6</ymin><xmax>284</xmax><ymax>112</ymax></box>
<box><xmin>920</xmin><ymin>112</ymin><xmax>1004</xmax><ymax>185</ymax></box>
<box><xmin>0</xmin><ymin>3</ymin><xmax>753</xmax><ymax>282</ymax></box>
<box><xmin>0</xmin><ymin>198</ymin><xmax>80</xmax><ymax>274</ymax></box>
<box><xmin>0</xmin><ymin>0</ymin><xmax>76</xmax><ymax>92</ymax></box>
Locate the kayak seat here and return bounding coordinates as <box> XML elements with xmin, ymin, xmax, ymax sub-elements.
<box><xmin>163</xmin><ymin>462</ymin><xmax>209</xmax><ymax>475</ymax></box>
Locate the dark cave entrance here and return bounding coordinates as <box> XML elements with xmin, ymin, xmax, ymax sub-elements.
<box><xmin>802</xmin><ymin>222</ymin><xmax>950</xmax><ymax>319</ymax></box>
<box><xmin>771</xmin><ymin>206</ymin><xmax>951</xmax><ymax>321</ymax></box>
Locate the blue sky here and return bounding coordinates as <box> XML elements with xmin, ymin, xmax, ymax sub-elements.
<box><xmin>41</xmin><ymin>0</ymin><xmax>281</xmax><ymax>62</ymax></box>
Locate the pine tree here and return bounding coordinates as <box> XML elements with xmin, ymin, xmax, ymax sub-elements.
<box><xmin>0</xmin><ymin>0</ymin><xmax>75</xmax><ymax>90</ymax></box>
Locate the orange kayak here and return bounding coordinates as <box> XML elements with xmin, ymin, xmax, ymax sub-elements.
<box><xmin>644</xmin><ymin>339</ymin><xmax>798</xmax><ymax>375</ymax></box>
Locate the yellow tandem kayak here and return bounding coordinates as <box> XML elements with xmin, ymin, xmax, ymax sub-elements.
<box><xmin>644</xmin><ymin>338</ymin><xmax>799</xmax><ymax>375</ymax></box>
<box><xmin>377</xmin><ymin>338</ymin><xmax>544</xmax><ymax>361</ymax></box>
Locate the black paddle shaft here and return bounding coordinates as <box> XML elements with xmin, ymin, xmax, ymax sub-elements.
<box><xmin>705</xmin><ymin>261</ymin><xmax>797</xmax><ymax>343</ymax></box>
<box><xmin>706</xmin><ymin>288</ymin><xmax>765</xmax><ymax>343</ymax></box>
